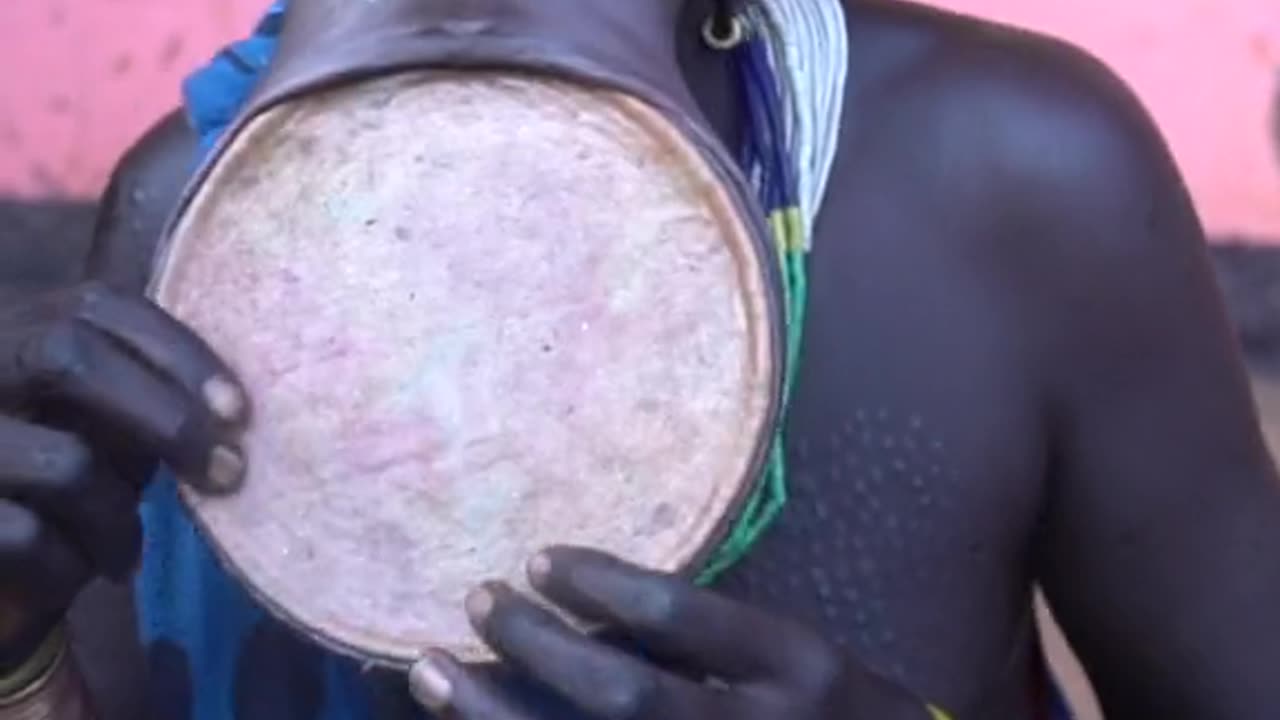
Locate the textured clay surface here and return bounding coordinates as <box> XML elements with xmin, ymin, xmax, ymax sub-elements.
<box><xmin>153</xmin><ymin>72</ymin><xmax>774</xmax><ymax>665</ymax></box>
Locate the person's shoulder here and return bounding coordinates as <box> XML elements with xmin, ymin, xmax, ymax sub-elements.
<box><xmin>858</xmin><ymin>3</ymin><xmax>1173</xmax><ymax>201</ymax></box>
<box><xmin>87</xmin><ymin>110</ymin><xmax>198</xmax><ymax>293</ymax></box>
<box><xmin>852</xmin><ymin>2</ymin><xmax>1195</xmax><ymax>265</ymax></box>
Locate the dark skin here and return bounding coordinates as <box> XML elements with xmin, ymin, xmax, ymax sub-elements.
<box><xmin>3</xmin><ymin>1</ymin><xmax>1279</xmax><ymax>717</ymax></box>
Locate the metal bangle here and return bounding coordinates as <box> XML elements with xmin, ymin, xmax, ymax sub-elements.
<box><xmin>0</xmin><ymin>627</ymin><xmax>69</xmax><ymax>705</ymax></box>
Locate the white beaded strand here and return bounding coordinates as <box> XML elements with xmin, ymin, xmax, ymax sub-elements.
<box><xmin>749</xmin><ymin>0</ymin><xmax>850</xmax><ymax>247</ymax></box>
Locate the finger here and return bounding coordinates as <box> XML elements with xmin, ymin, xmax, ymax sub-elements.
<box><xmin>0</xmin><ymin>416</ymin><xmax>141</xmax><ymax>580</ymax></box>
<box><xmin>466</xmin><ymin>583</ymin><xmax>720</xmax><ymax>720</ymax></box>
<box><xmin>0</xmin><ymin>499</ymin><xmax>91</xmax><ymax>663</ymax></box>
<box><xmin>527</xmin><ymin>547</ymin><xmax>824</xmax><ymax>682</ymax></box>
<box><xmin>9</xmin><ymin>322</ymin><xmax>242</xmax><ymax>494</ymax></box>
<box><xmin>68</xmin><ymin>283</ymin><xmax>248</xmax><ymax>424</ymax></box>
<box><xmin>409</xmin><ymin>650</ymin><xmax>534</xmax><ymax>720</ymax></box>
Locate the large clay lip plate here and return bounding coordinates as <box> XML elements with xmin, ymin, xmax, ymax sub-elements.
<box><xmin>152</xmin><ymin>71</ymin><xmax>781</xmax><ymax>667</ymax></box>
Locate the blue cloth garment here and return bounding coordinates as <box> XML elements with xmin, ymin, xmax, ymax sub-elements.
<box><xmin>183</xmin><ymin>1</ymin><xmax>286</xmax><ymax>155</ymax></box>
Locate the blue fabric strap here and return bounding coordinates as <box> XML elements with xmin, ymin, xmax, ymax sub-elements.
<box><xmin>183</xmin><ymin>1</ymin><xmax>286</xmax><ymax>154</ymax></box>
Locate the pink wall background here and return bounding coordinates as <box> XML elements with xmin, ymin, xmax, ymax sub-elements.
<box><xmin>1</xmin><ymin>0</ymin><xmax>1278</xmax><ymax>242</ymax></box>
<box><xmin>0</xmin><ymin>0</ymin><xmax>263</xmax><ymax>197</ymax></box>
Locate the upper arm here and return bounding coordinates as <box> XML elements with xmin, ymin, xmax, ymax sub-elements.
<box><xmin>1014</xmin><ymin>45</ymin><xmax>1280</xmax><ymax>719</ymax></box>
<box><xmin>0</xmin><ymin>200</ymin><xmax>96</xmax><ymax>293</ymax></box>
<box><xmin>87</xmin><ymin>109</ymin><xmax>198</xmax><ymax>294</ymax></box>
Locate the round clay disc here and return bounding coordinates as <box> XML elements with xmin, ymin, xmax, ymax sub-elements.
<box><xmin>152</xmin><ymin>71</ymin><xmax>777</xmax><ymax>666</ymax></box>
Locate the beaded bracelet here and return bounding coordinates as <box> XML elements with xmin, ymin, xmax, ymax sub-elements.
<box><xmin>927</xmin><ymin>704</ymin><xmax>954</xmax><ymax>720</ymax></box>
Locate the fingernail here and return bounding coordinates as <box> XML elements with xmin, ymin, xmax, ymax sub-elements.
<box><xmin>465</xmin><ymin>587</ymin><xmax>494</xmax><ymax>625</ymax></box>
<box><xmin>408</xmin><ymin>655</ymin><xmax>453</xmax><ymax>711</ymax></box>
<box><xmin>203</xmin><ymin>376</ymin><xmax>245</xmax><ymax>423</ymax></box>
<box><xmin>527</xmin><ymin>552</ymin><xmax>552</xmax><ymax>587</ymax></box>
<box><xmin>206</xmin><ymin>446</ymin><xmax>245</xmax><ymax>493</ymax></box>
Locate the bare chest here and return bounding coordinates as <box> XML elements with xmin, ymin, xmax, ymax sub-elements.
<box><xmin>711</xmin><ymin>189</ymin><xmax>1052</xmax><ymax>714</ymax></box>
